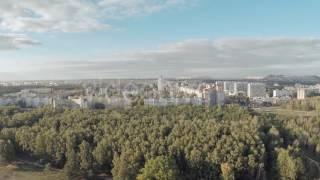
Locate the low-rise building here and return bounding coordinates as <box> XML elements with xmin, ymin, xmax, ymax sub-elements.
<box><xmin>68</xmin><ymin>96</ymin><xmax>89</xmax><ymax>108</ymax></box>
<box><xmin>273</xmin><ymin>89</ymin><xmax>293</xmax><ymax>98</ymax></box>
<box><xmin>178</xmin><ymin>86</ymin><xmax>203</xmax><ymax>98</ymax></box>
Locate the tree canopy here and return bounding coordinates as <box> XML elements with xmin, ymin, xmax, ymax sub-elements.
<box><xmin>0</xmin><ymin>104</ymin><xmax>319</xmax><ymax>179</ymax></box>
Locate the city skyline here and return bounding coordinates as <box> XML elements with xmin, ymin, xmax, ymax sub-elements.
<box><xmin>1</xmin><ymin>0</ymin><xmax>320</xmax><ymax>80</ymax></box>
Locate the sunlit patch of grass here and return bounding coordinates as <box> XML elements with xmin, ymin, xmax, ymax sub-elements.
<box><xmin>0</xmin><ymin>163</ymin><xmax>67</xmax><ymax>180</ymax></box>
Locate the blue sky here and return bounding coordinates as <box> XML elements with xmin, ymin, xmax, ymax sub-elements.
<box><xmin>1</xmin><ymin>0</ymin><xmax>320</xmax><ymax>80</ymax></box>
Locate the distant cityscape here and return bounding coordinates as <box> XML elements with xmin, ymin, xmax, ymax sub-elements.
<box><xmin>0</xmin><ymin>75</ymin><xmax>319</xmax><ymax>109</ymax></box>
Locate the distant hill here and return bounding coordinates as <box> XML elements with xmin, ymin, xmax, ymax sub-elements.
<box><xmin>263</xmin><ymin>75</ymin><xmax>320</xmax><ymax>84</ymax></box>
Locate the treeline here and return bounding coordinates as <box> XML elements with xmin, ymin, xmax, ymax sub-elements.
<box><xmin>282</xmin><ymin>97</ymin><xmax>320</xmax><ymax>111</ymax></box>
<box><xmin>0</xmin><ymin>105</ymin><xmax>319</xmax><ymax>179</ymax></box>
<box><xmin>0</xmin><ymin>85</ymin><xmax>42</xmax><ymax>96</ymax></box>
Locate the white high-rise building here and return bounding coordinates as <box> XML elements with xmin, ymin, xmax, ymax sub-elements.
<box><xmin>223</xmin><ymin>81</ymin><xmax>235</xmax><ymax>95</ymax></box>
<box><xmin>247</xmin><ymin>83</ymin><xmax>266</xmax><ymax>98</ymax></box>
<box><xmin>206</xmin><ymin>87</ymin><xmax>225</xmax><ymax>106</ymax></box>
<box><xmin>158</xmin><ymin>76</ymin><xmax>164</xmax><ymax>92</ymax></box>
<box><xmin>235</xmin><ymin>82</ymin><xmax>248</xmax><ymax>96</ymax></box>
<box><xmin>215</xmin><ymin>81</ymin><xmax>224</xmax><ymax>91</ymax></box>
<box><xmin>297</xmin><ymin>88</ymin><xmax>306</xmax><ymax>100</ymax></box>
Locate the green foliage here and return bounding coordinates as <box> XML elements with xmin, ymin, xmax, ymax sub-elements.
<box><xmin>44</xmin><ymin>163</ymin><xmax>52</xmax><ymax>171</ymax></box>
<box><xmin>276</xmin><ymin>148</ymin><xmax>298</xmax><ymax>180</ymax></box>
<box><xmin>79</xmin><ymin>140</ymin><xmax>93</xmax><ymax>173</ymax></box>
<box><xmin>0</xmin><ymin>139</ymin><xmax>15</xmax><ymax>163</ymax></box>
<box><xmin>137</xmin><ymin>156</ymin><xmax>178</xmax><ymax>180</ymax></box>
<box><xmin>64</xmin><ymin>147</ymin><xmax>80</xmax><ymax>179</ymax></box>
<box><xmin>35</xmin><ymin>134</ymin><xmax>47</xmax><ymax>157</ymax></box>
<box><xmin>283</xmin><ymin>97</ymin><xmax>320</xmax><ymax>111</ymax></box>
<box><xmin>0</xmin><ymin>105</ymin><xmax>319</xmax><ymax>179</ymax></box>
<box><xmin>93</xmin><ymin>102</ymin><xmax>105</xmax><ymax>109</ymax></box>
<box><xmin>93</xmin><ymin>139</ymin><xmax>113</xmax><ymax>170</ymax></box>
<box><xmin>112</xmin><ymin>150</ymin><xmax>143</xmax><ymax>180</ymax></box>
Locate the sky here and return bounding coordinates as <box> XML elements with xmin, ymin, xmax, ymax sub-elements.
<box><xmin>1</xmin><ymin>0</ymin><xmax>320</xmax><ymax>80</ymax></box>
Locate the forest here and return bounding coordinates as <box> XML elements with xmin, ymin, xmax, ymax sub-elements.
<box><xmin>0</xmin><ymin>104</ymin><xmax>319</xmax><ymax>180</ymax></box>
<box><xmin>282</xmin><ymin>97</ymin><xmax>320</xmax><ymax>111</ymax></box>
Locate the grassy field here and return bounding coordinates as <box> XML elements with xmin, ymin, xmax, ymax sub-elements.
<box><xmin>0</xmin><ymin>163</ymin><xmax>67</xmax><ymax>180</ymax></box>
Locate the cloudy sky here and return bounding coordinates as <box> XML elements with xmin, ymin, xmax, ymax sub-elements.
<box><xmin>1</xmin><ymin>0</ymin><xmax>320</xmax><ymax>80</ymax></box>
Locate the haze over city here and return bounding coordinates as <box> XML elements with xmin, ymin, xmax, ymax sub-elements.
<box><xmin>1</xmin><ymin>0</ymin><xmax>320</xmax><ymax>80</ymax></box>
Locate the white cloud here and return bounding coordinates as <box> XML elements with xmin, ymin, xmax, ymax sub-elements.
<box><xmin>109</xmin><ymin>38</ymin><xmax>320</xmax><ymax>68</ymax></box>
<box><xmin>4</xmin><ymin>38</ymin><xmax>320</xmax><ymax>80</ymax></box>
<box><xmin>0</xmin><ymin>0</ymin><xmax>191</xmax><ymax>33</ymax></box>
<box><xmin>0</xmin><ymin>34</ymin><xmax>40</xmax><ymax>50</ymax></box>
<box><xmin>99</xmin><ymin>0</ymin><xmax>191</xmax><ymax>18</ymax></box>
